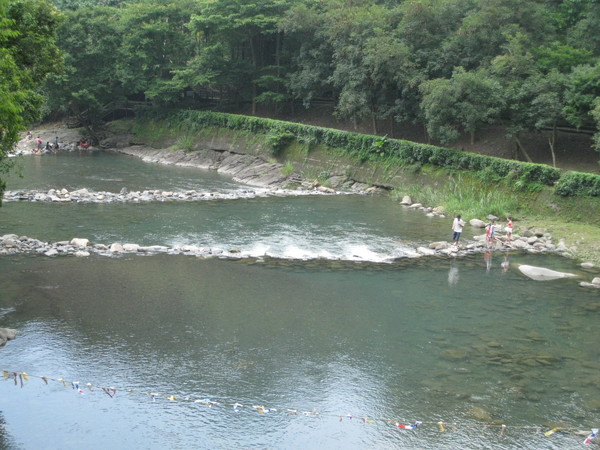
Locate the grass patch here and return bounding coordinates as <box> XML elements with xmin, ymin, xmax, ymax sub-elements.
<box><xmin>301</xmin><ymin>166</ymin><xmax>331</xmax><ymax>186</ymax></box>
<box><xmin>132</xmin><ymin>120</ymin><xmax>172</xmax><ymax>146</ymax></box>
<box><xmin>515</xmin><ymin>217</ymin><xmax>600</xmax><ymax>265</ymax></box>
<box><xmin>281</xmin><ymin>161</ymin><xmax>294</xmax><ymax>177</ymax></box>
<box><xmin>173</xmin><ymin>135</ymin><xmax>195</xmax><ymax>152</ymax></box>
<box><xmin>395</xmin><ymin>173</ymin><xmax>527</xmax><ymax>220</ymax></box>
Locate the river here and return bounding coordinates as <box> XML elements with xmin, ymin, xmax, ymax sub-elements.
<box><xmin>0</xmin><ymin>152</ymin><xmax>599</xmax><ymax>449</ymax></box>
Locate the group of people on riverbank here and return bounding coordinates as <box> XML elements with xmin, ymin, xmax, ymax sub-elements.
<box><xmin>24</xmin><ymin>132</ymin><xmax>93</xmax><ymax>154</ymax></box>
<box><xmin>452</xmin><ymin>215</ymin><xmax>513</xmax><ymax>247</ymax></box>
<box><xmin>27</xmin><ymin>132</ymin><xmax>60</xmax><ymax>154</ymax></box>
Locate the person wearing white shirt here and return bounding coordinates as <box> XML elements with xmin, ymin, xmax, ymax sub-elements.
<box><xmin>452</xmin><ymin>214</ymin><xmax>465</xmax><ymax>246</ymax></box>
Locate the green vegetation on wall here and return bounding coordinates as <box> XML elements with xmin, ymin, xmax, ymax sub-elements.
<box><xmin>140</xmin><ymin>109</ymin><xmax>600</xmax><ymax>197</ymax></box>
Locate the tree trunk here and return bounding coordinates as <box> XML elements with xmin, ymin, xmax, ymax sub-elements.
<box><xmin>548</xmin><ymin>123</ymin><xmax>557</xmax><ymax>167</ymax></box>
<box><xmin>389</xmin><ymin>117</ymin><xmax>395</xmax><ymax>138</ymax></box>
<box><xmin>249</xmin><ymin>34</ymin><xmax>257</xmax><ymax>116</ymax></box>
<box><xmin>276</xmin><ymin>33</ymin><xmax>281</xmax><ymax>76</ymax></box>
<box><xmin>515</xmin><ymin>136</ymin><xmax>533</xmax><ymax>163</ymax></box>
<box><xmin>470</xmin><ymin>130</ymin><xmax>475</xmax><ymax>145</ymax></box>
<box><xmin>372</xmin><ymin>113</ymin><xmax>377</xmax><ymax>135</ymax></box>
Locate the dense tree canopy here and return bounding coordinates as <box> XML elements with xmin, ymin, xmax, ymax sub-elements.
<box><xmin>0</xmin><ymin>0</ymin><xmax>62</xmax><ymax>200</ymax></box>
<box><xmin>41</xmin><ymin>0</ymin><xmax>600</xmax><ymax>161</ymax></box>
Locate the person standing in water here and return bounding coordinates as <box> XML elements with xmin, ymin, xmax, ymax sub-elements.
<box><xmin>452</xmin><ymin>214</ymin><xmax>465</xmax><ymax>246</ymax></box>
<box><xmin>486</xmin><ymin>219</ymin><xmax>496</xmax><ymax>246</ymax></box>
<box><xmin>505</xmin><ymin>217</ymin><xmax>513</xmax><ymax>241</ymax></box>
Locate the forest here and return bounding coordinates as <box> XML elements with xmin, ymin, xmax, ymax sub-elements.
<box><xmin>2</xmin><ymin>0</ymin><xmax>600</xmax><ymax>170</ymax></box>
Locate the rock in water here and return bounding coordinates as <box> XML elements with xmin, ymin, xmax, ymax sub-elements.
<box><xmin>518</xmin><ymin>264</ymin><xmax>577</xmax><ymax>281</ymax></box>
<box><xmin>0</xmin><ymin>328</ymin><xmax>17</xmax><ymax>346</ymax></box>
<box><xmin>70</xmin><ymin>238</ymin><xmax>89</xmax><ymax>248</ymax></box>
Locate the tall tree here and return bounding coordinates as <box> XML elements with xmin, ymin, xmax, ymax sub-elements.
<box><xmin>45</xmin><ymin>6</ymin><xmax>123</xmax><ymax>124</ymax></box>
<box><xmin>116</xmin><ymin>0</ymin><xmax>195</xmax><ymax>106</ymax></box>
<box><xmin>280</xmin><ymin>0</ymin><xmax>334</xmax><ymax>109</ymax></box>
<box><xmin>442</xmin><ymin>0</ymin><xmax>554</xmax><ymax>71</ymax></box>
<box><xmin>187</xmin><ymin>0</ymin><xmax>291</xmax><ymax>114</ymax></box>
<box><xmin>592</xmin><ymin>97</ymin><xmax>600</xmax><ymax>152</ymax></box>
<box><xmin>563</xmin><ymin>62</ymin><xmax>600</xmax><ymax>129</ymax></box>
<box><xmin>325</xmin><ymin>1</ymin><xmax>396</xmax><ymax>130</ymax></box>
<box><xmin>490</xmin><ymin>33</ymin><xmax>541</xmax><ymax>162</ymax></box>
<box><xmin>567</xmin><ymin>1</ymin><xmax>600</xmax><ymax>55</ymax></box>
<box><xmin>397</xmin><ymin>0</ymin><xmax>475</xmax><ymax>79</ymax></box>
<box><xmin>419</xmin><ymin>67</ymin><xmax>502</xmax><ymax>145</ymax></box>
<box><xmin>526</xmin><ymin>70</ymin><xmax>569</xmax><ymax>167</ymax></box>
<box><xmin>0</xmin><ymin>0</ymin><xmax>62</xmax><ymax>202</ymax></box>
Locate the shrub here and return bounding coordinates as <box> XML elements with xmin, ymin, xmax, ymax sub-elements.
<box><xmin>267</xmin><ymin>131</ymin><xmax>295</xmax><ymax>155</ymax></box>
<box><xmin>555</xmin><ymin>172</ymin><xmax>600</xmax><ymax>197</ymax></box>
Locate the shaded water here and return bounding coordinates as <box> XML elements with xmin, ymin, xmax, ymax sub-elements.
<box><xmin>1</xmin><ymin>153</ymin><xmax>599</xmax><ymax>449</ymax></box>
<box><xmin>4</xmin><ymin>151</ymin><xmax>243</xmax><ymax>193</ymax></box>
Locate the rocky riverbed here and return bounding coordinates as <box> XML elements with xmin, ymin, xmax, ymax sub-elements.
<box><xmin>4</xmin><ymin>225</ymin><xmax>600</xmax><ymax>286</ymax></box>
<box><xmin>3</xmin><ymin>185</ymin><xmax>347</xmax><ymax>204</ymax></box>
<box><xmin>0</xmin><ymin>228</ymin><xmax>573</xmax><ymax>261</ymax></box>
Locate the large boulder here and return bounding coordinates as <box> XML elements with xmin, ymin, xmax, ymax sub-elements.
<box><xmin>580</xmin><ymin>277</ymin><xmax>600</xmax><ymax>288</ymax></box>
<box><xmin>0</xmin><ymin>328</ymin><xmax>17</xmax><ymax>346</ymax></box>
<box><xmin>429</xmin><ymin>241</ymin><xmax>450</xmax><ymax>250</ymax></box>
<box><xmin>70</xmin><ymin>238</ymin><xmax>89</xmax><ymax>248</ymax></box>
<box><xmin>110</xmin><ymin>243</ymin><xmax>124</xmax><ymax>253</ymax></box>
<box><xmin>518</xmin><ymin>264</ymin><xmax>577</xmax><ymax>281</ymax></box>
<box><xmin>511</xmin><ymin>239</ymin><xmax>529</xmax><ymax>249</ymax></box>
<box><xmin>469</xmin><ymin>218</ymin><xmax>486</xmax><ymax>228</ymax></box>
<box><xmin>416</xmin><ymin>246</ymin><xmax>436</xmax><ymax>256</ymax></box>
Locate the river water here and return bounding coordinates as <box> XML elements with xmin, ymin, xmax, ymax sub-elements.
<box><xmin>0</xmin><ymin>152</ymin><xmax>599</xmax><ymax>449</ymax></box>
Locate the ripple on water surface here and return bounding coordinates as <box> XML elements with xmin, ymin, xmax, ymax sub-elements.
<box><xmin>0</xmin><ymin>253</ymin><xmax>598</xmax><ymax>449</ymax></box>
<box><xmin>0</xmin><ymin>153</ymin><xmax>597</xmax><ymax>449</ymax></box>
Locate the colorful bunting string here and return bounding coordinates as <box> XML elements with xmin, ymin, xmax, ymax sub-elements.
<box><xmin>2</xmin><ymin>369</ymin><xmax>598</xmax><ymax>443</ymax></box>
<box><xmin>584</xmin><ymin>428</ymin><xmax>598</xmax><ymax>445</ymax></box>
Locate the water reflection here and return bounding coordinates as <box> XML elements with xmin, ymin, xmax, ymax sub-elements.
<box><xmin>0</xmin><ymin>253</ymin><xmax>598</xmax><ymax>450</ymax></box>
<box><xmin>484</xmin><ymin>250</ymin><xmax>493</xmax><ymax>272</ymax></box>
<box><xmin>448</xmin><ymin>262</ymin><xmax>459</xmax><ymax>286</ymax></box>
<box><xmin>502</xmin><ymin>253</ymin><xmax>510</xmax><ymax>273</ymax></box>
<box><xmin>0</xmin><ymin>413</ymin><xmax>14</xmax><ymax>449</ymax></box>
